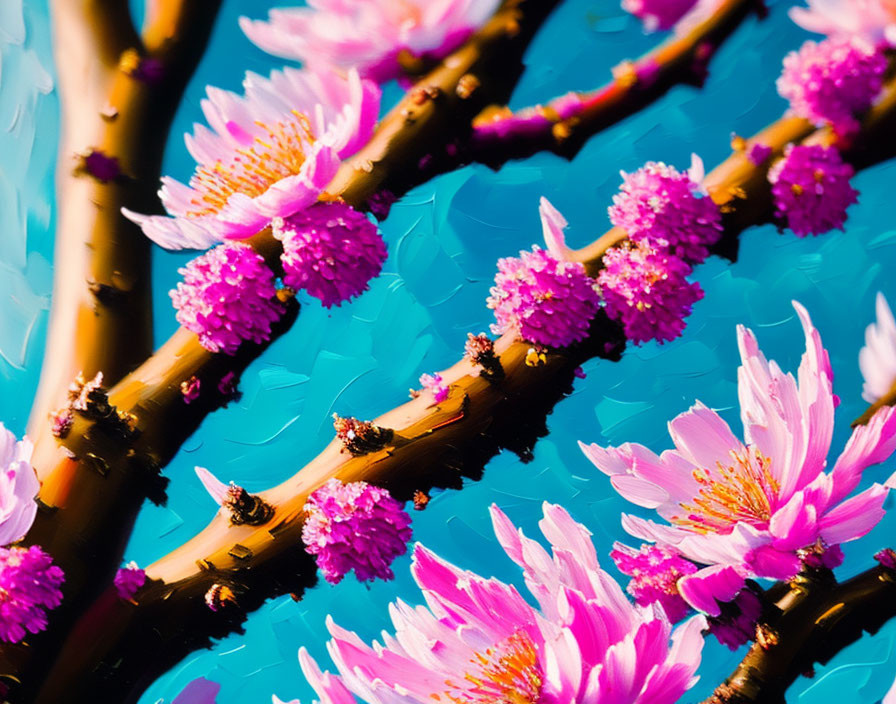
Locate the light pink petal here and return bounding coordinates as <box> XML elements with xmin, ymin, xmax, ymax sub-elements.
<box><xmin>298</xmin><ymin>648</ymin><xmax>356</xmax><ymax>704</ymax></box>
<box><xmin>121</xmin><ymin>208</ymin><xmax>223</xmax><ymax>250</ymax></box>
<box><xmin>258</xmin><ymin>144</ymin><xmax>340</xmax><ymax>219</ymax></box>
<box><xmin>539</xmin><ymin>502</ymin><xmax>599</xmax><ymax>572</ymax></box>
<box><xmin>819</xmin><ymin>483</ymin><xmax>890</xmax><ymax>545</ymax></box>
<box><xmin>677</xmin><ymin>565</ymin><xmax>745</xmax><ymax>616</ymax></box>
<box><xmin>539</xmin><ymin>197</ymin><xmax>573</xmax><ymax>260</ymax></box>
<box><xmin>667</xmin><ymin>402</ymin><xmax>744</xmax><ymax>471</ymax></box>
<box><xmin>791</xmin><ymin>301</ymin><xmax>836</xmax><ymax>493</ymax></box>
<box><xmin>610</xmin><ymin>475</ymin><xmax>670</xmax><ymax>509</ymax></box>
<box><xmin>194</xmin><ymin>466</ymin><xmax>229</xmax><ymax>506</ymax></box>
<box><xmin>829</xmin><ymin>404</ymin><xmax>896</xmax><ymax>504</ymax></box>
<box><xmin>768</xmin><ymin>491</ymin><xmax>819</xmax><ymax>552</ymax></box>
<box><xmin>860</xmin><ymin>292</ymin><xmax>896</xmax><ymax>403</ymax></box>
<box><xmin>637</xmin><ymin>615</ymin><xmax>706</xmax><ymax>704</ymax></box>
<box><xmin>620</xmin><ymin>513</ymin><xmax>693</xmax><ymax>548</ymax></box>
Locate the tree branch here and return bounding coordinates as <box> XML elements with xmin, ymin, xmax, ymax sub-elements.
<box><xmin>27</xmin><ymin>0</ymin><xmax>223</xmax><ymax>476</ymax></box>
<box><xmin>703</xmin><ymin>562</ymin><xmax>896</xmax><ymax>703</ymax></box>
<box><xmin>469</xmin><ymin>0</ymin><xmax>763</xmax><ymax>168</ymax></box>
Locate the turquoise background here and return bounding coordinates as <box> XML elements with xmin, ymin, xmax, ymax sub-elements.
<box><xmin>4</xmin><ymin>0</ymin><xmax>896</xmax><ymax>701</ymax></box>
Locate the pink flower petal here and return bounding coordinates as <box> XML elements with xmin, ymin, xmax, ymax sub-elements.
<box><xmin>678</xmin><ymin>565</ymin><xmax>745</xmax><ymax>616</ymax></box>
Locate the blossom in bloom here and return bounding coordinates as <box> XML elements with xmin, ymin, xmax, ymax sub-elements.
<box><xmin>777</xmin><ymin>37</ymin><xmax>887</xmax><ymax>132</ymax></box>
<box><xmin>789</xmin><ymin>0</ymin><xmax>896</xmax><ymax>45</ymax></box>
<box><xmin>418</xmin><ymin>373</ymin><xmax>449</xmax><ymax>403</ymax></box>
<box><xmin>580</xmin><ymin>302</ymin><xmax>896</xmax><ymax>613</ymax></box>
<box><xmin>487</xmin><ymin>200</ymin><xmax>601</xmax><ymax>348</ymax></box>
<box><xmin>768</xmin><ymin>143</ymin><xmax>858</xmax><ymax>237</ymax></box>
<box><xmin>610</xmin><ymin>542</ymin><xmax>697</xmax><ymax>623</ymax></box>
<box><xmin>598</xmin><ymin>242</ymin><xmax>704</xmax><ymax>345</ymax></box>
<box><xmin>123</xmin><ymin>68</ymin><xmax>380</xmax><ymax>250</ymax></box>
<box><xmin>240</xmin><ymin>0</ymin><xmax>501</xmax><ymax>84</ymax></box>
<box><xmin>171</xmin><ymin>242</ymin><xmax>284</xmax><ymax>355</ymax></box>
<box><xmin>301</xmin><ymin>478</ymin><xmax>412</xmax><ymax>584</ymax></box>
<box><xmin>860</xmin><ymin>293</ymin><xmax>896</xmax><ymax>402</ymax></box>
<box><xmin>609</xmin><ymin>155</ymin><xmax>722</xmax><ymax>264</ymax></box>
<box><xmin>273</xmin><ymin>202</ymin><xmax>387</xmax><ymax>308</ymax></box>
<box><xmin>282</xmin><ymin>503</ymin><xmax>706</xmax><ymax>704</ymax></box>
<box><xmin>623</xmin><ymin>0</ymin><xmax>699</xmax><ymax>31</ymax></box>
<box><xmin>0</xmin><ymin>545</ymin><xmax>65</xmax><ymax>643</ymax></box>
<box><xmin>0</xmin><ymin>424</ymin><xmax>38</xmax><ymax>547</ymax></box>
<box><xmin>114</xmin><ymin>562</ymin><xmax>146</xmax><ymax>600</ymax></box>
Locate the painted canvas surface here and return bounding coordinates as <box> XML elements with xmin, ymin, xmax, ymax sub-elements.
<box><xmin>3</xmin><ymin>0</ymin><xmax>896</xmax><ymax>702</ymax></box>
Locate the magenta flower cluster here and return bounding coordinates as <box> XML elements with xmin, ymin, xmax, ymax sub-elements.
<box><xmin>114</xmin><ymin>562</ymin><xmax>147</xmax><ymax>600</ymax></box>
<box><xmin>487</xmin><ymin>246</ymin><xmax>601</xmax><ymax>348</ymax></box>
<box><xmin>0</xmin><ymin>545</ymin><xmax>65</xmax><ymax>643</ymax></box>
<box><xmin>273</xmin><ymin>202</ymin><xmax>387</xmax><ymax>308</ymax></box>
<box><xmin>171</xmin><ymin>242</ymin><xmax>284</xmax><ymax>355</ymax></box>
<box><xmin>598</xmin><ymin>243</ymin><xmax>704</xmax><ymax>344</ymax></box>
<box><xmin>768</xmin><ymin>143</ymin><xmax>859</xmax><ymax>236</ymax></box>
<box><xmin>610</xmin><ymin>542</ymin><xmax>697</xmax><ymax>623</ymax></box>
<box><xmin>777</xmin><ymin>37</ymin><xmax>887</xmax><ymax>131</ymax></box>
<box><xmin>301</xmin><ymin>478</ymin><xmax>412</xmax><ymax>585</ymax></box>
<box><xmin>609</xmin><ymin>160</ymin><xmax>722</xmax><ymax>264</ymax></box>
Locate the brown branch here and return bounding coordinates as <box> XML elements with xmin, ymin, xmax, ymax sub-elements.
<box><xmin>27</xmin><ymin>0</ymin><xmax>223</xmax><ymax>475</ymax></box>
<box><xmin>703</xmin><ymin>562</ymin><xmax>896</xmax><ymax>703</ymax></box>
<box><xmin>469</xmin><ymin>0</ymin><xmax>763</xmax><ymax>167</ymax></box>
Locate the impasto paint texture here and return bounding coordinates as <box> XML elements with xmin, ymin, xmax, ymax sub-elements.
<box><xmin>5</xmin><ymin>0</ymin><xmax>896</xmax><ymax>702</ymax></box>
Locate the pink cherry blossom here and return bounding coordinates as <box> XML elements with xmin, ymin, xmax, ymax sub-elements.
<box><xmin>0</xmin><ymin>424</ymin><xmax>38</xmax><ymax>547</ymax></box>
<box><xmin>281</xmin><ymin>503</ymin><xmax>706</xmax><ymax>704</ymax></box>
<box><xmin>240</xmin><ymin>0</ymin><xmax>501</xmax><ymax>84</ymax></box>
<box><xmin>301</xmin><ymin>479</ymin><xmax>412</xmax><ymax>585</ymax></box>
<box><xmin>580</xmin><ymin>302</ymin><xmax>896</xmax><ymax>614</ymax></box>
<box><xmin>123</xmin><ymin>68</ymin><xmax>380</xmax><ymax>250</ymax></box>
<box><xmin>860</xmin><ymin>292</ymin><xmax>896</xmax><ymax>403</ymax></box>
<box><xmin>789</xmin><ymin>0</ymin><xmax>896</xmax><ymax>45</ymax></box>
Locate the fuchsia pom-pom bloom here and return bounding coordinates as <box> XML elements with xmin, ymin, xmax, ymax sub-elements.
<box><xmin>171</xmin><ymin>242</ymin><xmax>284</xmax><ymax>355</ymax></box>
<box><xmin>777</xmin><ymin>37</ymin><xmax>887</xmax><ymax>131</ymax></box>
<box><xmin>609</xmin><ymin>158</ymin><xmax>722</xmax><ymax>264</ymax></box>
<box><xmin>768</xmin><ymin>143</ymin><xmax>858</xmax><ymax>237</ymax></box>
<box><xmin>273</xmin><ymin>202</ymin><xmax>387</xmax><ymax>308</ymax></box>
<box><xmin>301</xmin><ymin>479</ymin><xmax>412</xmax><ymax>585</ymax></box>
<box><xmin>114</xmin><ymin>562</ymin><xmax>147</xmax><ymax>600</ymax></box>
<box><xmin>487</xmin><ymin>246</ymin><xmax>601</xmax><ymax>348</ymax></box>
<box><xmin>0</xmin><ymin>546</ymin><xmax>65</xmax><ymax>644</ymax></box>
<box><xmin>599</xmin><ymin>242</ymin><xmax>704</xmax><ymax>345</ymax></box>
<box><xmin>622</xmin><ymin>0</ymin><xmax>698</xmax><ymax>31</ymax></box>
<box><xmin>611</xmin><ymin>542</ymin><xmax>698</xmax><ymax>623</ymax></box>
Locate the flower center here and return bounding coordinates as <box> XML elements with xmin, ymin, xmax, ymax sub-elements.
<box><xmin>187</xmin><ymin>111</ymin><xmax>315</xmax><ymax>217</ymax></box>
<box><xmin>670</xmin><ymin>446</ymin><xmax>779</xmax><ymax>534</ymax></box>
<box><xmin>441</xmin><ymin>631</ymin><xmax>543</xmax><ymax>704</ymax></box>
